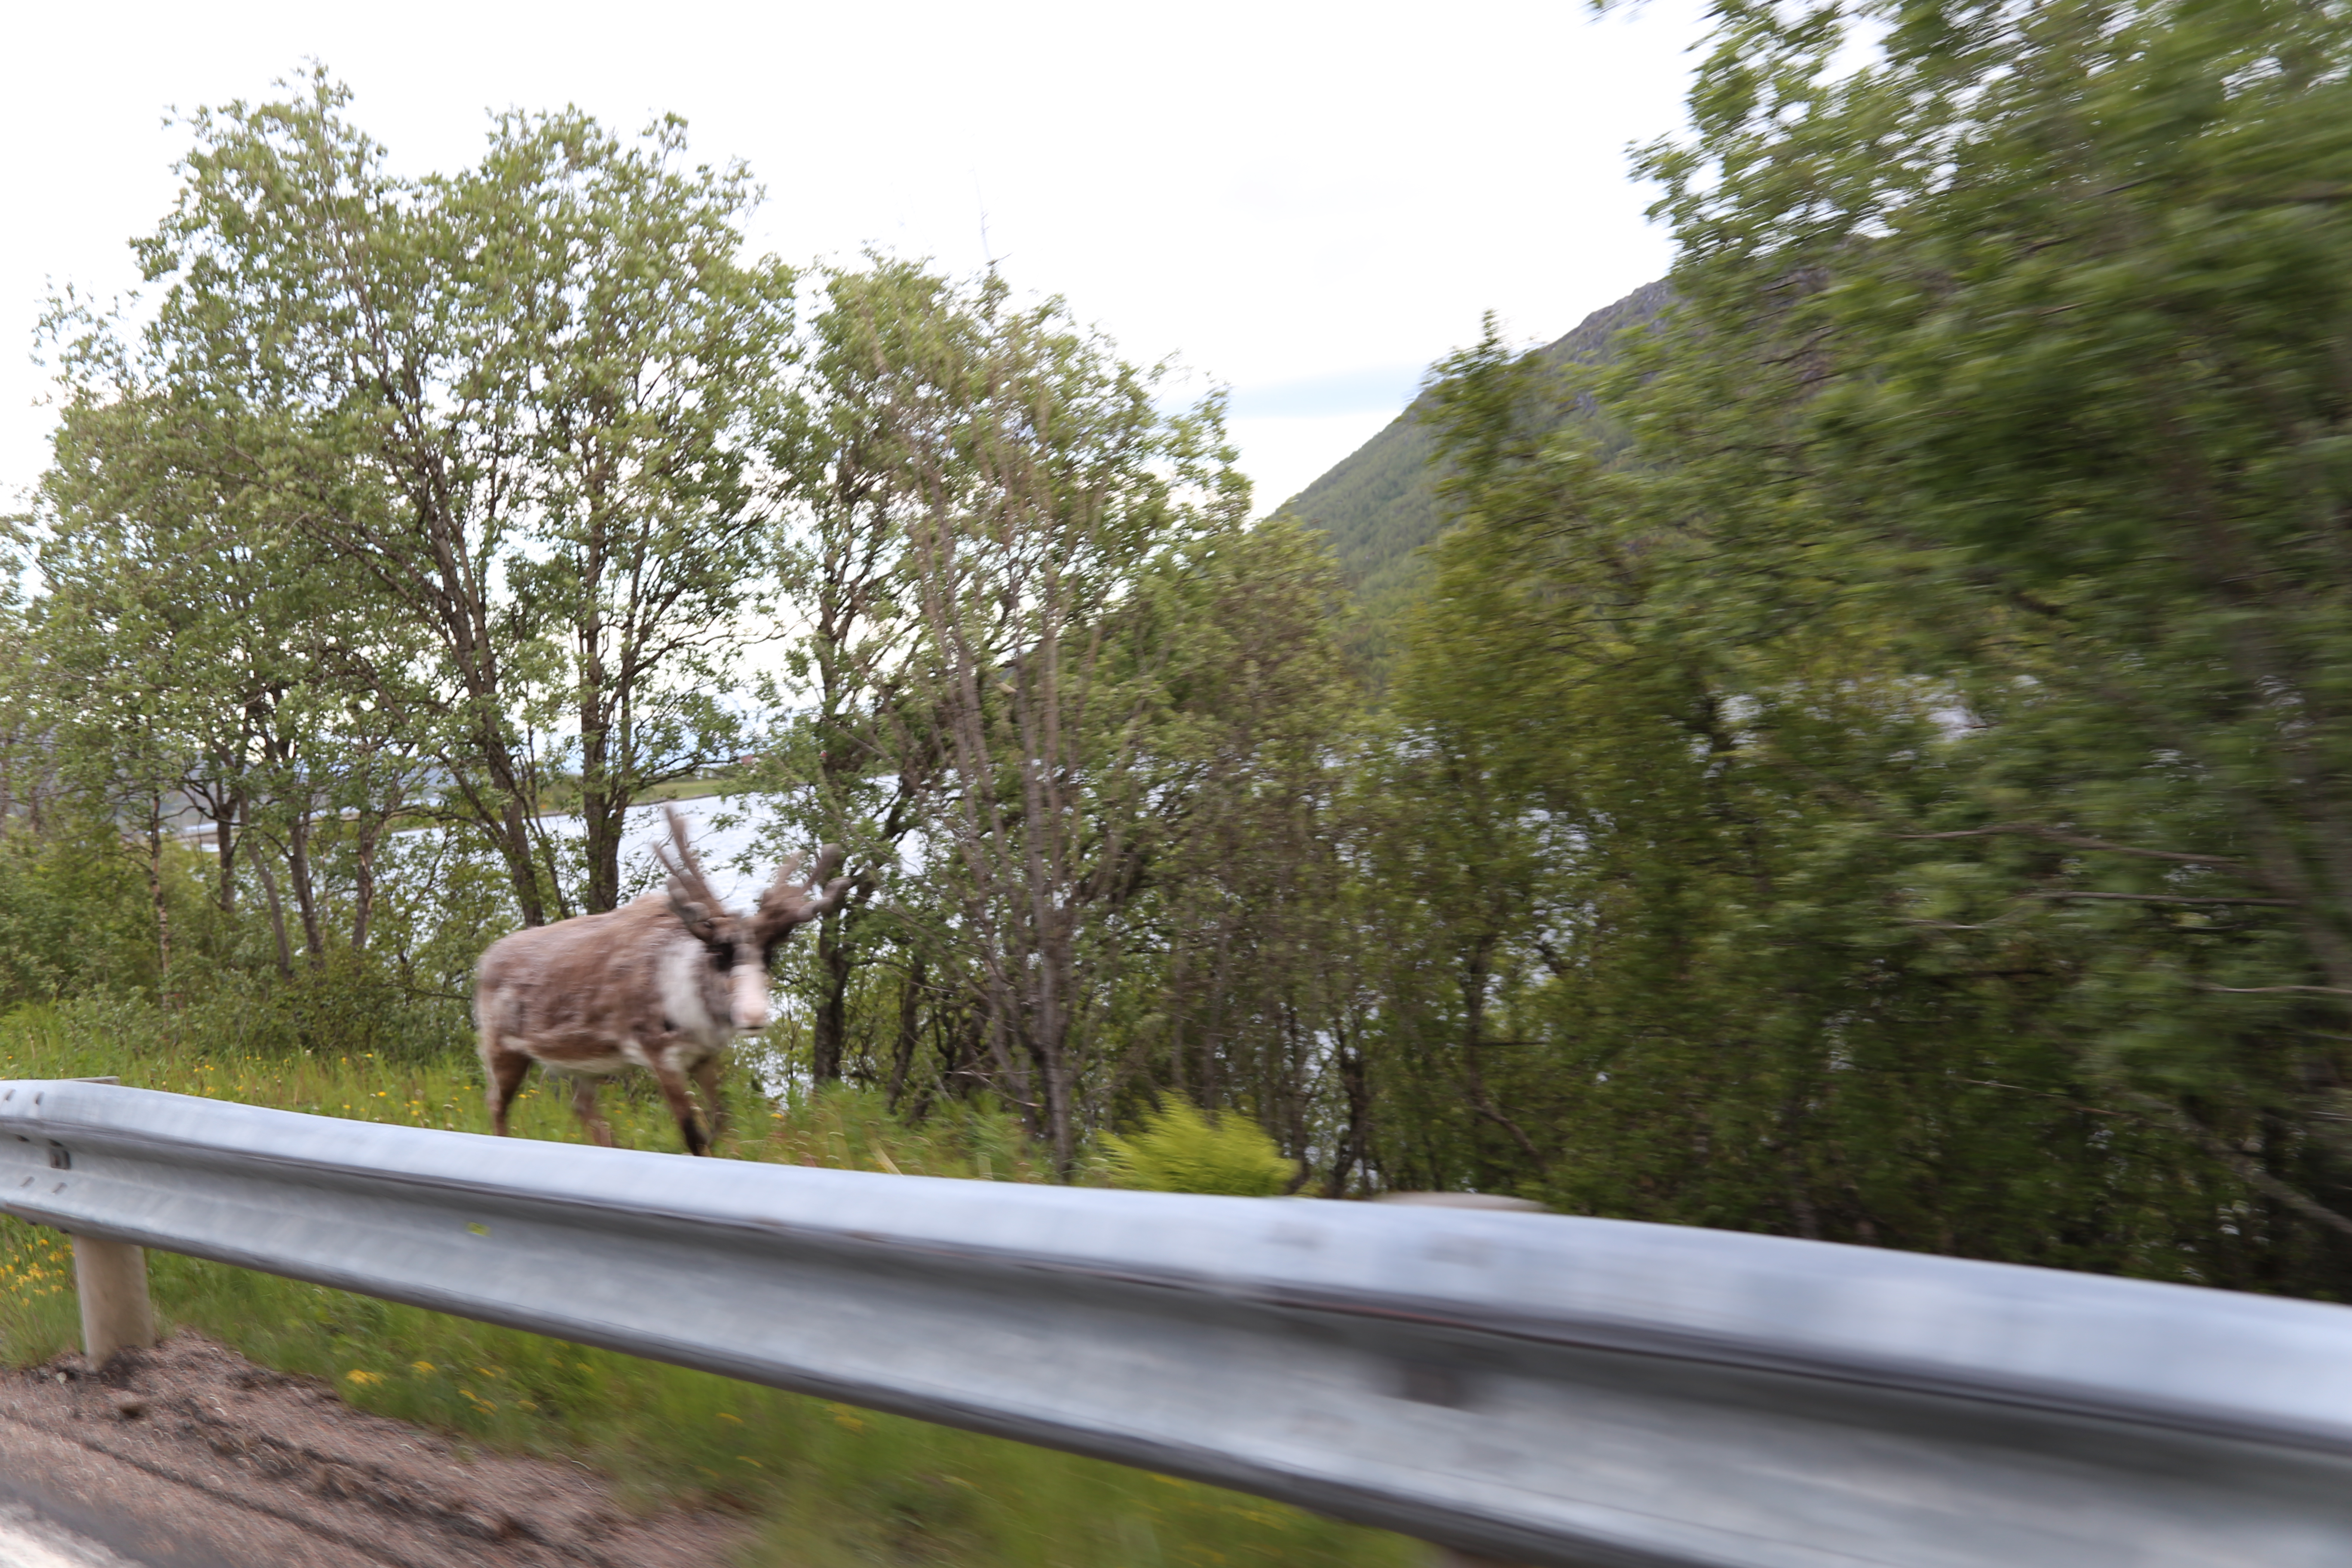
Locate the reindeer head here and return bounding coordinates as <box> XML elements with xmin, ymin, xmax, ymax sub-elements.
<box><xmin>655</xmin><ymin>805</ymin><xmax>851</xmax><ymax>1033</ymax></box>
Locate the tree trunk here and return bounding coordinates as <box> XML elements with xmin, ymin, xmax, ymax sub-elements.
<box><xmin>286</xmin><ymin>809</ymin><xmax>325</xmax><ymax>968</ymax></box>
<box><xmin>580</xmin><ymin>787</ymin><xmax>625</xmax><ymax>915</ymax></box>
<box><xmin>1459</xmin><ymin>940</ymin><xmax>1544</xmax><ymax>1174</ymax></box>
<box><xmin>887</xmin><ymin>953</ymin><xmax>927</xmax><ymax>1113</ymax></box>
<box><xmin>213</xmin><ymin>810</ymin><xmax>237</xmax><ymax>915</ymax></box>
<box><xmin>1041</xmin><ymin>1050</ymin><xmax>1075</xmax><ymax>1179</ymax></box>
<box><xmin>496</xmin><ymin>793</ymin><xmax>548</xmax><ymax>927</ymax></box>
<box><xmin>935</xmin><ymin>1006</ymin><xmax>985</xmax><ymax>1109</ymax></box>
<box><xmin>812</xmin><ymin>913</ymin><xmax>853</xmax><ymax>1083</ymax></box>
<box><xmin>1324</xmin><ymin>1026</ymin><xmax>1372</xmax><ymax>1199</ymax></box>
<box><xmin>352</xmin><ymin>823</ymin><xmax>380</xmax><ymax>952</ymax></box>
<box><xmin>245</xmin><ymin>804</ymin><xmax>295</xmax><ymax>981</ymax></box>
<box><xmin>142</xmin><ymin>812</ymin><xmax>172</xmax><ymax>995</ymax></box>
<box><xmin>424</xmin><ymin>724</ymin><xmax>548</xmax><ymax>928</ymax></box>
<box><xmin>577</xmin><ymin>649</ymin><xmax>622</xmax><ymax>914</ymax></box>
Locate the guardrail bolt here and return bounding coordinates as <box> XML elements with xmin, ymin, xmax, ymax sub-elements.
<box><xmin>70</xmin><ymin>1234</ymin><xmax>156</xmax><ymax>1365</ymax></box>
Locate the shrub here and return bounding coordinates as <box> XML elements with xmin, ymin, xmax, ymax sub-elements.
<box><xmin>1102</xmin><ymin>1098</ymin><xmax>1292</xmax><ymax>1196</ymax></box>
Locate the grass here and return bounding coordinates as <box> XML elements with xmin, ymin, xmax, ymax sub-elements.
<box><xmin>0</xmin><ymin>1000</ymin><xmax>1419</xmax><ymax>1568</ymax></box>
<box><xmin>631</xmin><ymin>774</ymin><xmax>743</xmax><ymax>805</ymax></box>
<box><xmin>530</xmin><ymin>770</ymin><xmax>747</xmax><ymax>817</ymax></box>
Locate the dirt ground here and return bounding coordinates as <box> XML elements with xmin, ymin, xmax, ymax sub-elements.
<box><xmin>0</xmin><ymin>1332</ymin><xmax>751</xmax><ymax>1568</ymax></box>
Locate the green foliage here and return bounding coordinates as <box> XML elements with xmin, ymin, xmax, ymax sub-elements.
<box><xmin>1352</xmin><ymin>0</ymin><xmax>2352</xmax><ymax>1294</ymax></box>
<box><xmin>749</xmin><ymin>258</ymin><xmax>1363</xmax><ymax>1182</ymax></box>
<box><xmin>1103</xmin><ymin>1097</ymin><xmax>1295</xmax><ymax>1196</ymax></box>
<box><xmin>0</xmin><ymin>805</ymin><xmax>193</xmax><ymax>1001</ymax></box>
<box><xmin>38</xmin><ymin>68</ymin><xmax>794</xmax><ymax>927</ymax></box>
<box><xmin>21</xmin><ymin>70</ymin><xmax>1379</xmax><ymax>1206</ymax></box>
<box><xmin>0</xmin><ymin>1021</ymin><xmax>1412</xmax><ymax>1568</ymax></box>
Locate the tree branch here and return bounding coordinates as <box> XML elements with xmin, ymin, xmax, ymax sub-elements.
<box><xmin>2031</xmin><ymin>890</ymin><xmax>2297</xmax><ymax>907</ymax></box>
<box><xmin>1901</xmin><ymin>822</ymin><xmax>2251</xmax><ymax>870</ymax></box>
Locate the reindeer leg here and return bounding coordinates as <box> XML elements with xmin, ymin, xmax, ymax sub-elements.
<box><xmin>571</xmin><ymin>1076</ymin><xmax>619</xmax><ymax>1148</ymax></box>
<box><xmin>485</xmin><ymin>1047</ymin><xmax>533</xmax><ymax>1138</ymax></box>
<box><xmin>692</xmin><ymin>1055</ymin><xmax>730</xmax><ymax>1147</ymax></box>
<box><xmin>651</xmin><ymin>1053</ymin><xmax>710</xmax><ymax>1157</ymax></box>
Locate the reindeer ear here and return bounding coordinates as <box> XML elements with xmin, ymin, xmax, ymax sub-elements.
<box><xmin>665</xmin><ymin>879</ymin><xmax>723</xmax><ymax>943</ymax></box>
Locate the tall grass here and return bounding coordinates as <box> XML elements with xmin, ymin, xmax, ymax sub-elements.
<box><xmin>0</xmin><ymin>999</ymin><xmax>1416</xmax><ymax>1567</ymax></box>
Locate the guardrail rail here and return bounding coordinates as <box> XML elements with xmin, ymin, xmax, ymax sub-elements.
<box><xmin>5</xmin><ymin>1078</ymin><xmax>2352</xmax><ymax>1568</ymax></box>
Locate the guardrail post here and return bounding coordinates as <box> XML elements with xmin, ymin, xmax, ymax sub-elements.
<box><xmin>71</xmin><ymin>1234</ymin><xmax>156</xmax><ymax>1365</ymax></box>
<box><xmin>1384</xmin><ymin>1194</ymin><xmax>1544</xmax><ymax>1568</ymax></box>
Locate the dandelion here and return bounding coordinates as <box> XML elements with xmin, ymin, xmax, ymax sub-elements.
<box><xmin>411</xmin><ymin>1361</ymin><xmax>435</xmax><ymax>1375</ymax></box>
<box><xmin>345</xmin><ymin>1369</ymin><xmax>383</xmax><ymax>1386</ymax></box>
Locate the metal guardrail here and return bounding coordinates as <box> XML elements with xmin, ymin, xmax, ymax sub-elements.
<box><xmin>4</xmin><ymin>1079</ymin><xmax>2352</xmax><ymax>1568</ymax></box>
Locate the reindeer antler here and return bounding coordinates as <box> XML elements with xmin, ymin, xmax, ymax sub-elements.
<box><xmin>752</xmin><ymin>842</ymin><xmax>851</xmax><ymax>947</ymax></box>
<box><xmin>655</xmin><ymin>804</ymin><xmax>731</xmax><ymax>943</ymax></box>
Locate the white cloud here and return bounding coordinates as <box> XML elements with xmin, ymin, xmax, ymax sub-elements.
<box><xmin>1224</xmin><ymin>364</ymin><xmax>1430</xmax><ymax>422</ymax></box>
<box><xmin>0</xmin><ymin>0</ymin><xmax>1704</xmax><ymax>518</ymax></box>
<box><xmin>1226</xmin><ymin>411</ymin><xmax>1413</xmax><ymax>517</ymax></box>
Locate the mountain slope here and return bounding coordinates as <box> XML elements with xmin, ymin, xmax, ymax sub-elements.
<box><xmin>1274</xmin><ymin>279</ymin><xmax>1672</xmax><ymax>679</ymax></box>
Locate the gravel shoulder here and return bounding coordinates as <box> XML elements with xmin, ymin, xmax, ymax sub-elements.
<box><xmin>0</xmin><ymin>1333</ymin><xmax>750</xmax><ymax>1568</ymax></box>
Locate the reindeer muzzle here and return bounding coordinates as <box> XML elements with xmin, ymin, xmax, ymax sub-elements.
<box><xmin>732</xmin><ymin>959</ymin><xmax>772</xmax><ymax>1032</ymax></box>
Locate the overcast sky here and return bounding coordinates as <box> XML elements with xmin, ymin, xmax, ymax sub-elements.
<box><xmin>1</xmin><ymin>0</ymin><xmax>1706</xmax><ymax>519</ymax></box>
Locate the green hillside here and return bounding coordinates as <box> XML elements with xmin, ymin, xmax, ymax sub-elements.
<box><xmin>1275</xmin><ymin>279</ymin><xmax>1672</xmax><ymax>681</ymax></box>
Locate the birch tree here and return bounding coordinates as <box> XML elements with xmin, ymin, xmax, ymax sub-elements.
<box><xmin>99</xmin><ymin>70</ymin><xmax>791</xmax><ymax>922</ymax></box>
<box><xmin>891</xmin><ymin>279</ymin><xmax>1246</xmax><ymax>1174</ymax></box>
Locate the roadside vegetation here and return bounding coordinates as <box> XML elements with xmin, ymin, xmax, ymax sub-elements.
<box><xmin>0</xmin><ymin>1012</ymin><xmax>1400</xmax><ymax>1567</ymax></box>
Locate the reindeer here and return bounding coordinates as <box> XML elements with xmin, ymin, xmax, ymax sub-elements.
<box><xmin>473</xmin><ymin>807</ymin><xmax>848</xmax><ymax>1155</ymax></box>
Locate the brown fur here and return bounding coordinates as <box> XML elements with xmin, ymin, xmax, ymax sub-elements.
<box><xmin>473</xmin><ymin>814</ymin><xmax>847</xmax><ymax>1155</ymax></box>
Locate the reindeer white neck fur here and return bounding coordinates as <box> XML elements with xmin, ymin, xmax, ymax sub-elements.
<box><xmin>473</xmin><ymin>807</ymin><xmax>849</xmax><ymax>1155</ymax></box>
